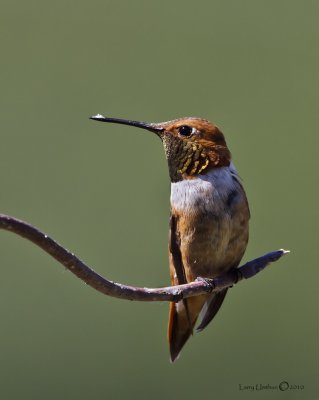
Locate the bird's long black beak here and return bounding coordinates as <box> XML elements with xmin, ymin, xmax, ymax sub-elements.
<box><xmin>90</xmin><ymin>114</ymin><xmax>164</xmax><ymax>135</ymax></box>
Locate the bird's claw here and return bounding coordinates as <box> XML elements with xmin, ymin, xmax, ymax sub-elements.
<box><xmin>195</xmin><ymin>276</ymin><xmax>215</xmax><ymax>291</ymax></box>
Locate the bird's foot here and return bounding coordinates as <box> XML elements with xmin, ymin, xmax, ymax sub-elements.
<box><xmin>195</xmin><ymin>276</ymin><xmax>215</xmax><ymax>292</ymax></box>
<box><xmin>229</xmin><ymin>267</ymin><xmax>243</xmax><ymax>286</ymax></box>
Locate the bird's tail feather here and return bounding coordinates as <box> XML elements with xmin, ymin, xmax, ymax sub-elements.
<box><xmin>168</xmin><ymin>294</ymin><xmax>207</xmax><ymax>362</ymax></box>
<box><xmin>168</xmin><ymin>289</ymin><xmax>228</xmax><ymax>361</ymax></box>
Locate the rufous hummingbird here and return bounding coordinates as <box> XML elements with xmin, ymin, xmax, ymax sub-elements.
<box><xmin>90</xmin><ymin>114</ymin><xmax>250</xmax><ymax>362</ymax></box>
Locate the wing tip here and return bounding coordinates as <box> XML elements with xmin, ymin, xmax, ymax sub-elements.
<box><xmin>196</xmin><ymin>289</ymin><xmax>228</xmax><ymax>332</ymax></box>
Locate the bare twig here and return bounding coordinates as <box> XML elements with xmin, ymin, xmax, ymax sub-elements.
<box><xmin>0</xmin><ymin>214</ymin><xmax>289</xmax><ymax>302</ymax></box>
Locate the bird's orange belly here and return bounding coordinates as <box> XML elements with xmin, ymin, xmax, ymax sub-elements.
<box><xmin>177</xmin><ymin>210</ymin><xmax>249</xmax><ymax>281</ymax></box>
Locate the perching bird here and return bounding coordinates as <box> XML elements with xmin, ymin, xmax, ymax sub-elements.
<box><xmin>90</xmin><ymin>115</ymin><xmax>250</xmax><ymax>362</ymax></box>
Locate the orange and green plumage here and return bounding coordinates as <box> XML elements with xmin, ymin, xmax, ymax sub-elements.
<box><xmin>90</xmin><ymin>114</ymin><xmax>250</xmax><ymax>362</ymax></box>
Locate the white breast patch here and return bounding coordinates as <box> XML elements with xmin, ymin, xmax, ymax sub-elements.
<box><xmin>170</xmin><ymin>163</ymin><xmax>240</xmax><ymax>214</ymax></box>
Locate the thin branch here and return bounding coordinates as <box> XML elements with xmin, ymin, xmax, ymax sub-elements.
<box><xmin>0</xmin><ymin>214</ymin><xmax>289</xmax><ymax>302</ymax></box>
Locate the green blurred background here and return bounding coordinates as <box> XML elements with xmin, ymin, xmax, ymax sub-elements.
<box><xmin>0</xmin><ymin>0</ymin><xmax>318</xmax><ymax>399</ymax></box>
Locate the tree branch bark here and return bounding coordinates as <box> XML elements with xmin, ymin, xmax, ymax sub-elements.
<box><xmin>0</xmin><ymin>214</ymin><xmax>289</xmax><ymax>302</ymax></box>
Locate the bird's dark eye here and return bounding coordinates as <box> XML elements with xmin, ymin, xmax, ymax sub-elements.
<box><xmin>178</xmin><ymin>125</ymin><xmax>193</xmax><ymax>136</ymax></box>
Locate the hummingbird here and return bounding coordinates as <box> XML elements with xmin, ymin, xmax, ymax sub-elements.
<box><xmin>90</xmin><ymin>114</ymin><xmax>250</xmax><ymax>362</ymax></box>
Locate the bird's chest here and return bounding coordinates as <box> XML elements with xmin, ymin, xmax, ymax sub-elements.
<box><xmin>170</xmin><ymin>166</ymin><xmax>249</xmax><ymax>279</ymax></box>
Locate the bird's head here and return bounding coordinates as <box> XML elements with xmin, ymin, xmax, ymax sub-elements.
<box><xmin>90</xmin><ymin>115</ymin><xmax>231</xmax><ymax>182</ymax></box>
